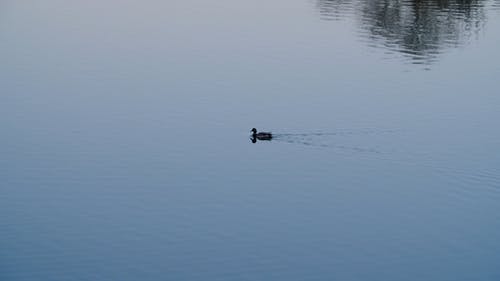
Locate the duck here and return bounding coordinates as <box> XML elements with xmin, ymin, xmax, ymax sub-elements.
<box><xmin>251</xmin><ymin>128</ymin><xmax>273</xmax><ymax>140</ymax></box>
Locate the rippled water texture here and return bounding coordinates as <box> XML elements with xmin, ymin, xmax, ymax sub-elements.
<box><xmin>317</xmin><ymin>0</ymin><xmax>493</xmax><ymax>64</ymax></box>
<box><xmin>1</xmin><ymin>0</ymin><xmax>500</xmax><ymax>280</ymax></box>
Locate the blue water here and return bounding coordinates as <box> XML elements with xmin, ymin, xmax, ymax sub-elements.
<box><xmin>2</xmin><ymin>1</ymin><xmax>500</xmax><ymax>280</ymax></box>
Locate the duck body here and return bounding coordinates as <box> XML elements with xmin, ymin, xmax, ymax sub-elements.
<box><xmin>251</xmin><ymin>128</ymin><xmax>273</xmax><ymax>140</ymax></box>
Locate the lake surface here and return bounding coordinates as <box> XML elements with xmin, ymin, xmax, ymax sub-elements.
<box><xmin>2</xmin><ymin>0</ymin><xmax>500</xmax><ymax>280</ymax></box>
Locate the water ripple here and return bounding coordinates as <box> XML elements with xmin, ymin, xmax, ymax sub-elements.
<box><xmin>315</xmin><ymin>0</ymin><xmax>492</xmax><ymax>65</ymax></box>
<box><xmin>269</xmin><ymin>129</ymin><xmax>399</xmax><ymax>153</ymax></box>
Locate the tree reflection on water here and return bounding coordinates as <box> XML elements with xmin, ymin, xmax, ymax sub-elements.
<box><xmin>316</xmin><ymin>0</ymin><xmax>489</xmax><ymax>64</ymax></box>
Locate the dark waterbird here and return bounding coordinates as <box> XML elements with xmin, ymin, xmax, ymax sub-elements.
<box><xmin>251</xmin><ymin>128</ymin><xmax>273</xmax><ymax>143</ymax></box>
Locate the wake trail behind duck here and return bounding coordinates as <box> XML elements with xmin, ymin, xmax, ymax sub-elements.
<box><xmin>270</xmin><ymin>128</ymin><xmax>399</xmax><ymax>153</ymax></box>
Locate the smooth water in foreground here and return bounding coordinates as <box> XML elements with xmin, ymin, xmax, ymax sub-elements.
<box><xmin>2</xmin><ymin>1</ymin><xmax>500</xmax><ymax>280</ymax></box>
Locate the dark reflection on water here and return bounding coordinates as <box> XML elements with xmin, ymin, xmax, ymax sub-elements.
<box><xmin>317</xmin><ymin>0</ymin><xmax>489</xmax><ymax>64</ymax></box>
<box><xmin>316</xmin><ymin>0</ymin><xmax>355</xmax><ymax>20</ymax></box>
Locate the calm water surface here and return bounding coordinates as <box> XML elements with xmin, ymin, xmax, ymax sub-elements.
<box><xmin>2</xmin><ymin>0</ymin><xmax>500</xmax><ymax>280</ymax></box>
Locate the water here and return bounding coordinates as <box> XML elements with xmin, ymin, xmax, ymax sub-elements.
<box><xmin>1</xmin><ymin>0</ymin><xmax>500</xmax><ymax>280</ymax></box>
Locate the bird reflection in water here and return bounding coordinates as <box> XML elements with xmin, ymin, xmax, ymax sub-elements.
<box><xmin>250</xmin><ymin>128</ymin><xmax>273</xmax><ymax>143</ymax></box>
